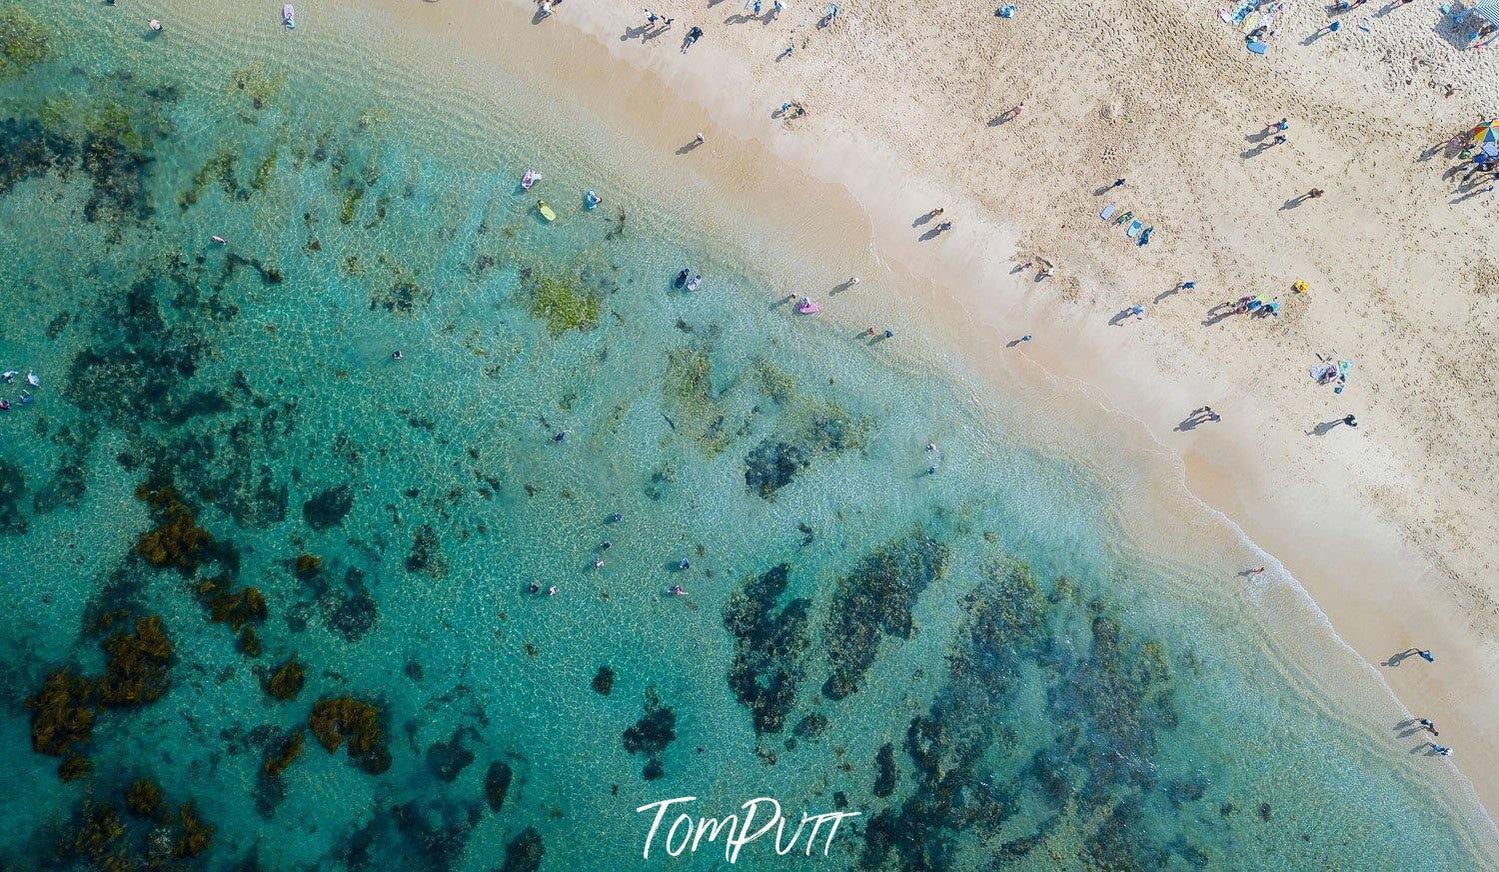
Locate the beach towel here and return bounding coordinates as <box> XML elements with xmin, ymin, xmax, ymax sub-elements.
<box><xmin>1137</xmin><ymin>227</ymin><xmax>1153</xmax><ymax>246</ymax></box>
<box><xmin>1246</xmin><ymin>40</ymin><xmax>1269</xmax><ymax>54</ymax></box>
<box><xmin>1126</xmin><ymin>219</ymin><xmax>1143</xmax><ymax>238</ymax></box>
<box><xmin>1100</xmin><ymin>203</ymin><xmax>1117</xmax><ymax>221</ymax></box>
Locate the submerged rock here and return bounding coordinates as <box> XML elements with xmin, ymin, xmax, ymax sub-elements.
<box><xmin>873</xmin><ymin>742</ymin><xmax>898</xmax><ymax>798</ymax></box>
<box><xmin>406</xmin><ymin>523</ymin><xmax>448</xmax><ymax>579</ymax></box>
<box><xmin>722</xmin><ymin>563</ymin><xmax>811</xmax><ymax>735</ymax></box>
<box><xmin>484</xmin><ymin>760</ymin><xmax>514</xmax><ymax>813</ymax></box>
<box><xmin>743</xmin><ymin>440</ymin><xmax>809</xmax><ymax>498</ymax></box>
<box><xmin>822</xmin><ymin>530</ymin><xmax>949</xmax><ymax>700</ymax></box>
<box><xmin>591</xmin><ymin>665</ymin><xmax>615</xmax><ymax>696</ymax></box>
<box><xmin>621</xmin><ymin>687</ymin><xmax>677</xmax><ymax>782</ymax></box>
<box><xmin>426</xmin><ymin>728</ymin><xmax>476</xmax><ymax>783</ymax></box>
<box><xmin>500</xmin><ymin>826</ymin><xmax>545</xmax><ymax>872</ymax></box>
<box><xmin>0</xmin><ymin>453</ymin><xmax>29</xmax><ymax>534</ymax></box>
<box><xmin>303</xmin><ymin>484</ymin><xmax>354</xmax><ymax>529</ymax></box>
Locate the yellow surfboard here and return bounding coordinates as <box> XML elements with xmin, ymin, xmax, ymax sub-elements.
<box><xmin>537</xmin><ymin>200</ymin><xmax>556</xmax><ymax>222</ymax></box>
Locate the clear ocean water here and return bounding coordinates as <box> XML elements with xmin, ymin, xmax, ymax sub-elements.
<box><xmin>0</xmin><ymin>2</ymin><xmax>1493</xmax><ymax>869</ymax></box>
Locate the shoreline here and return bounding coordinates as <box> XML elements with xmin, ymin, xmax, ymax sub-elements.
<box><xmin>141</xmin><ymin>0</ymin><xmax>1498</xmax><ymax>852</ymax></box>
<box><xmin>473</xmin><ymin>0</ymin><xmax>1499</xmax><ymax>828</ymax></box>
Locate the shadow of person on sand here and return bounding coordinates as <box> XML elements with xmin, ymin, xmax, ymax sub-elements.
<box><xmin>918</xmin><ymin>226</ymin><xmax>947</xmax><ymax>242</ymax></box>
<box><xmin>1280</xmin><ymin>194</ymin><xmax>1309</xmax><ymax>210</ymax></box>
<box><xmin>912</xmin><ymin>211</ymin><xmax>939</xmax><ymax>227</ymax></box>
<box><xmin>621</xmin><ymin>24</ymin><xmax>651</xmax><ymax>40</ymax></box>
<box><xmin>1307</xmin><ymin>419</ymin><xmax>1347</xmax><ymax>436</ymax></box>
<box><xmin>1384</xmin><ymin>648</ymin><xmax>1426</xmax><ymax>667</ymax></box>
<box><xmin>1108</xmin><ymin>307</ymin><xmax>1141</xmax><ymax>326</ymax></box>
<box><xmin>830</xmin><ymin>278</ymin><xmax>858</xmax><ymax>295</ymax></box>
<box><xmin>1201</xmin><ymin>303</ymin><xmax>1240</xmax><ymax>327</ymax></box>
<box><xmin>531</xmin><ymin>7</ymin><xmax>551</xmax><ymax>25</ymax></box>
<box><xmin>675</xmin><ymin>139</ymin><xmax>704</xmax><ymax>155</ymax></box>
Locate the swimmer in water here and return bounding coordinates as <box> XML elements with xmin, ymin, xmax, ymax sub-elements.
<box><xmin>392</xmin><ymin>350</ymin><xmax>403</xmax><ymax>361</ymax></box>
<box><xmin>547</xmin><ymin>585</ymin><xmax>558</xmax><ymax>596</ymax></box>
<box><xmin>593</xmin><ymin>557</ymin><xmax>604</xmax><ymax>570</ymax></box>
<box><xmin>553</xmin><ymin>430</ymin><xmax>569</xmax><ymax>443</ymax></box>
<box><xmin>610</xmin><ymin>511</ymin><xmax>623</xmax><ymax>523</ymax></box>
<box><xmin>1</xmin><ymin>371</ymin><xmax>14</xmax><ymax>383</ymax></box>
<box><xmin>678</xmin><ymin>557</ymin><xmax>691</xmax><ymax>571</ymax></box>
<box><xmin>926</xmin><ymin>442</ymin><xmax>937</xmax><ymax>452</ymax></box>
<box><xmin>670</xmin><ymin>585</ymin><xmax>687</xmax><ymax>596</ymax></box>
<box><xmin>527</xmin><ymin>582</ymin><xmax>540</xmax><ymax>594</ymax></box>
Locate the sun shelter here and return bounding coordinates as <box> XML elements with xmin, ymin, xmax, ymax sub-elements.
<box><xmin>1473</xmin><ymin>119</ymin><xmax>1499</xmax><ymax>145</ymax></box>
<box><xmin>1466</xmin><ymin>0</ymin><xmax>1499</xmax><ymax>46</ymax></box>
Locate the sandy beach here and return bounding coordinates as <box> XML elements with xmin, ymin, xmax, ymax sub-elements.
<box><xmin>346</xmin><ymin>0</ymin><xmax>1499</xmax><ymax>818</ymax></box>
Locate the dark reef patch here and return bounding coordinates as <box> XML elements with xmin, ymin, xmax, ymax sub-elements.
<box><xmin>485</xmin><ymin>760</ymin><xmax>514</xmax><ymax>813</ymax></box>
<box><xmin>621</xmin><ymin>686</ymin><xmax>677</xmax><ymax>781</ymax></box>
<box><xmin>0</xmin><ymin>454</ymin><xmax>28</xmax><ymax>534</ymax></box>
<box><xmin>500</xmin><ymin>826</ymin><xmax>546</xmax><ymax>872</ymax></box>
<box><xmin>303</xmin><ymin>483</ymin><xmax>354</xmax><ymax>529</ymax></box>
<box><xmin>822</xmin><ymin>529</ymin><xmax>949</xmax><ymax>700</ymax></box>
<box><xmin>722</xmin><ymin>563</ymin><xmax>811</xmax><ymax>736</ymax></box>
<box><xmin>426</xmin><ymin>727</ymin><xmax>477</xmax><ymax>783</ymax></box>
<box><xmin>591</xmin><ymin>665</ymin><xmax>616</xmax><ymax>696</ymax></box>
<box><xmin>873</xmin><ymin>742</ymin><xmax>898</xmax><ymax>798</ymax></box>
<box><xmin>406</xmin><ymin>523</ymin><xmax>448</xmax><ymax>579</ymax></box>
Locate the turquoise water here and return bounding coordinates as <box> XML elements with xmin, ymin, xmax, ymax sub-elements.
<box><xmin>0</xmin><ymin>2</ymin><xmax>1492</xmax><ymax>868</ymax></box>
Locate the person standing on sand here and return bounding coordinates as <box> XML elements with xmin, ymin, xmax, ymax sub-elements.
<box><xmin>1112</xmin><ymin>177</ymin><xmax>1126</xmax><ymax>189</ymax></box>
<box><xmin>1418</xmin><ymin>718</ymin><xmax>1439</xmax><ymax>736</ymax></box>
<box><xmin>1307</xmin><ymin>188</ymin><xmax>1324</xmax><ymax>199</ymax></box>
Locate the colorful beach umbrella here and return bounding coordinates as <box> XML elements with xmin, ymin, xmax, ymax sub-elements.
<box><xmin>1472</xmin><ymin>119</ymin><xmax>1499</xmax><ymax>145</ymax></box>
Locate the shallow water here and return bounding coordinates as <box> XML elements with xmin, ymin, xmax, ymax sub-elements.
<box><xmin>0</xmin><ymin>2</ymin><xmax>1492</xmax><ymax>869</ymax></box>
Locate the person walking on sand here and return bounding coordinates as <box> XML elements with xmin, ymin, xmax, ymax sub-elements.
<box><xmin>1307</xmin><ymin>188</ymin><xmax>1324</xmax><ymax>199</ymax></box>
<box><xmin>1249</xmin><ymin>566</ymin><xmax>1266</xmax><ymax>575</ymax></box>
<box><xmin>694</xmin><ymin>133</ymin><xmax>704</xmax><ymax>144</ymax></box>
<box><xmin>1342</xmin><ymin>413</ymin><xmax>1358</xmax><ymax>427</ymax></box>
<box><xmin>1111</xmin><ymin>177</ymin><xmax>1126</xmax><ymax>189</ymax></box>
<box><xmin>1418</xmin><ymin>718</ymin><xmax>1439</xmax><ymax>736</ymax></box>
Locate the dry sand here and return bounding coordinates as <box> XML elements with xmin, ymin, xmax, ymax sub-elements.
<box><xmin>226</xmin><ymin>0</ymin><xmax>1499</xmax><ymax>828</ymax></box>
